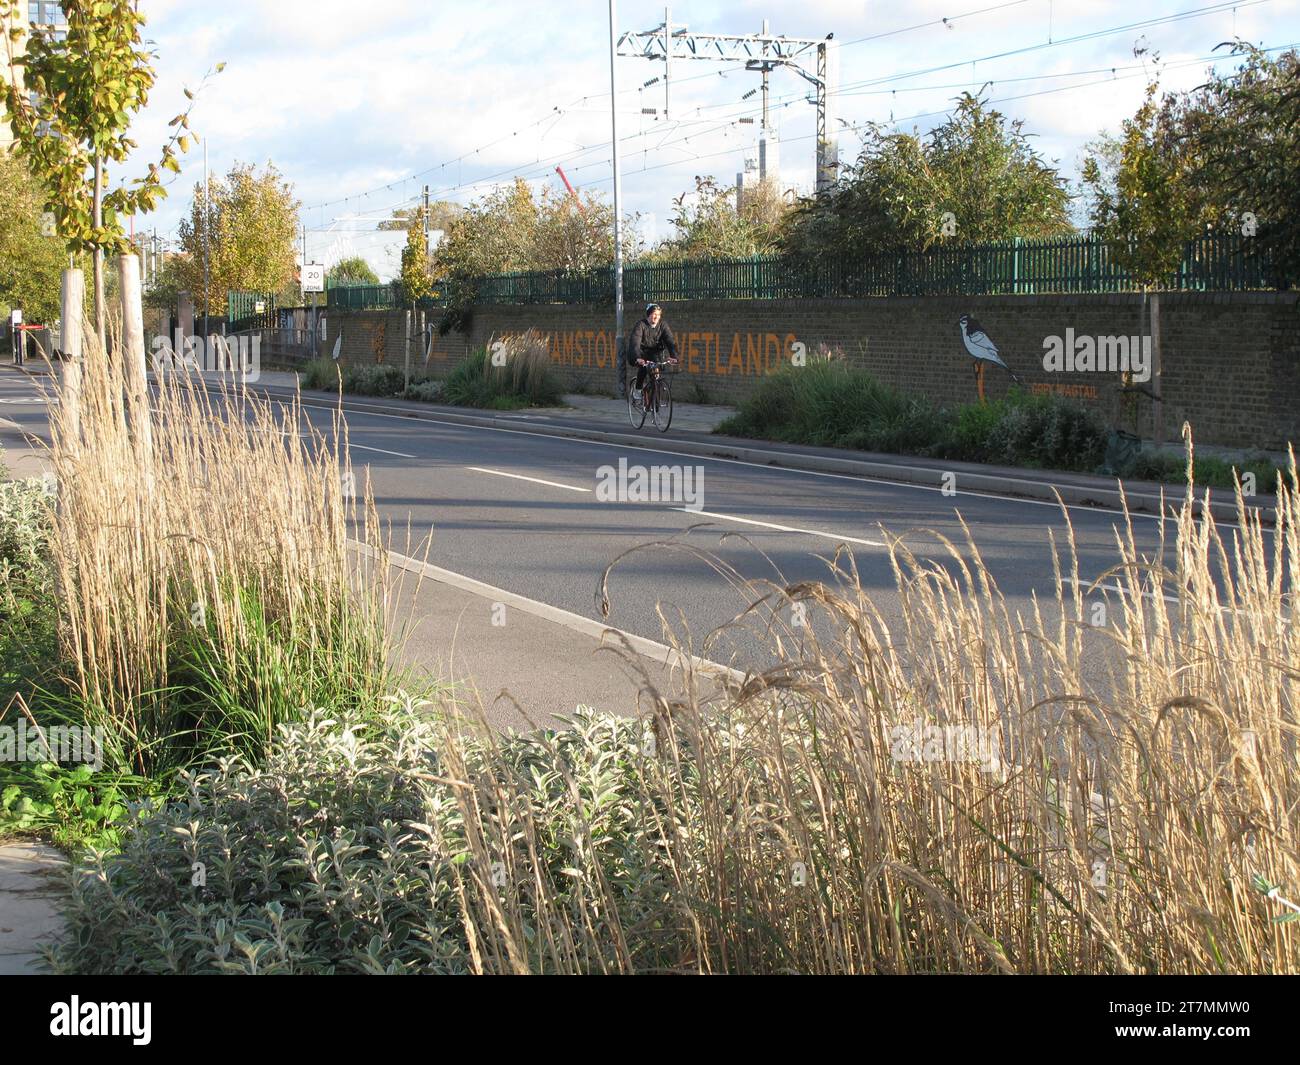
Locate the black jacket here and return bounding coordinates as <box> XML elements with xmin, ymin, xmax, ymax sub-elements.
<box><xmin>626</xmin><ymin>317</ymin><xmax>679</xmax><ymax>364</ymax></box>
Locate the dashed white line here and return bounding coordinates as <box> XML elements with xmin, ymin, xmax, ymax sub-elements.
<box><xmin>674</xmin><ymin>507</ymin><xmax>887</xmax><ymax>547</ymax></box>
<box><xmin>467</xmin><ymin>466</ymin><xmax>592</xmax><ymax>493</ymax></box>
<box><xmin>351</xmin><ymin>442</ymin><xmax>416</xmax><ymax>458</ymax></box>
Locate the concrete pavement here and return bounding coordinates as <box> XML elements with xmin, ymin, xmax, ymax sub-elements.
<box><xmin>0</xmin><ymin>843</ymin><xmax>63</xmax><ymax>974</ymax></box>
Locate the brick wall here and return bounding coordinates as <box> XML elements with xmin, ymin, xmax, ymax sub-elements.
<box><xmin>321</xmin><ymin>291</ymin><xmax>1300</xmax><ymax>450</ymax></box>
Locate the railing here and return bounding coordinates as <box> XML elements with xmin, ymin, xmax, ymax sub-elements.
<box><xmin>227</xmin><ymin>290</ymin><xmax>280</xmax><ymax>331</ymax></box>
<box><xmin>320</xmin><ymin>233</ymin><xmax>1281</xmax><ymax>312</ymax></box>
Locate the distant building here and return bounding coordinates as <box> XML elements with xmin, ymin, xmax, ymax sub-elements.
<box><xmin>1</xmin><ymin>2</ymin><xmax>68</xmax><ymax>153</ymax></box>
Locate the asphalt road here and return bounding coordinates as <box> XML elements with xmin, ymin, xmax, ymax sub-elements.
<box><xmin>0</xmin><ymin>369</ymin><xmax>1258</xmax><ymax>686</ymax></box>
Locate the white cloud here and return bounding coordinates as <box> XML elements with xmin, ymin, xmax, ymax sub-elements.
<box><xmin>115</xmin><ymin>0</ymin><xmax>1300</xmax><ymax>277</ymax></box>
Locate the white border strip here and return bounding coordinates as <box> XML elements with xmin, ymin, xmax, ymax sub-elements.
<box><xmin>361</xmin><ymin>542</ymin><xmax>747</xmax><ymax>685</ymax></box>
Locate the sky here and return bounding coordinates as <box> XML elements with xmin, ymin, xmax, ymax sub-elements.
<box><xmin>125</xmin><ymin>0</ymin><xmax>1300</xmax><ymax>281</ymax></box>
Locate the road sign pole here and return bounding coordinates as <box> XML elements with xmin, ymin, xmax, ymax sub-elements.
<box><xmin>609</xmin><ymin>0</ymin><xmax>625</xmax><ymax>396</ymax></box>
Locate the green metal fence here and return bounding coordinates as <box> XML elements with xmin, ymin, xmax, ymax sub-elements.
<box><xmin>227</xmin><ymin>290</ymin><xmax>280</xmax><ymax>332</ymax></box>
<box><xmin>323</xmin><ymin>233</ymin><xmax>1281</xmax><ymax>312</ymax></box>
<box><xmin>326</xmin><ymin>280</ymin><xmax>412</xmax><ymax>311</ymax></box>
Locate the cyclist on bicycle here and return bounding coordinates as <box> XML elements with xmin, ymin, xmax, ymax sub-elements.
<box><xmin>626</xmin><ymin>303</ymin><xmax>679</xmax><ymax>402</ymax></box>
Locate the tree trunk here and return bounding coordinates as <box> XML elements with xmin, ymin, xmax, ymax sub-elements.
<box><xmin>92</xmin><ymin>155</ymin><xmax>105</xmax><ymax>351</ymax></box>
<box><xmin>59</xmin><ymin>268</ymin><xmax>85</xmax><ymax>456</ymax></box>
<box><xmin>119</xmin><ymin>253</ymin><xmax>152</xmax><ymax>466</ymax></box>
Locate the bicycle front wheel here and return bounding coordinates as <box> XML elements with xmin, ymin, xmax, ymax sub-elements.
<box><xmin>653</xmin><ymin>376</ymin><xmax>673</xmax><ymax>432</ymax></box>
<box><xmin>628</xmin><ymin>380</ymin><xmax>647</xmax><ymax>429</ymax></box>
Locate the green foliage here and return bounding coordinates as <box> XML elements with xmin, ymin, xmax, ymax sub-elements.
<box><xmin>399</xmin><ymin>206</ymin><xmax>432</xmax><ymax>304</ymax></box>
<box><xmin>650</xmin><ymin>176</ymin><xmax>790</xmax><ymax>261</ymax></box>
<box><xmin>1161</xmin><ymin>43</ymin><xmax>1300</xmax><ymax>282</ymax></box>
<box><xmin>1</xmin><ymin>763</ymin><xmax>140</xmax><ymax>852</ymax></box>
<box><xmin>443</xmin><ymin>338</ymin><xmax>561</xmax><ymax>410</ymax></box>
<box><xmin>718</xmin><ymin>364</ymin><xmax>1109</xmax><ymax>473</ymax></box>
<box><xmin>326</xmin><ymin>256</ymin><xmax>379</xmax><ymax>287</ymax></box>
<box><xmin>0</xmin><ymin>477</ymin><xmax>53</xmax><ymax>576</ymax></box>
<box><xmin>0</xmin><ymin>153</ymin><xmax>69</xmax><ymax>324</ymax></box>
<box><xmin>1124</xmin><ymin>448</ymin><xmax>1285</xmax><ymax>492</ymax></box>
<box><xmin>1081</xmin><ymin>65</ymin><xmax>1208</xmax><ymax>287</ymax></box>
<box><xmin>299</xmin><ymin>357</ymin><xmax>341</xmax><ymax>391</ymax></box>
<box><xmin>155</xmin><ymin>578</ymin><xmax>395</xmax><ymax>775</ymax></box>
<box><xmin>432</xmin><ymin>178</ymin><xmax>639</xmax><ymax>332</ymax></box>
<box><xmin>176</xmin><ymin>163</ymin><xmax>300</xmax><ymax>316</ymax></box>
<box><xmin>301</xmin><ymin>359</ymin><xmax>430</xmax><ymax>400</ymax></box>
<box><xmin>343</xmin><ymin>363</ymin><xmax>406</xmax><ymax>397</ymax></box>
<box><xmin>50</xmin><ymin>701</ymin><xmax>683</xmax><ymax>974</ymax></box>
<box><xmin>980</xmin><ymin>391</ymin><xmax>1107</xmax><ymax>470</ymax></box>
<box><xmin>142</xmin><ymin>254</ymin><xmax>185</xmax><ymax>312</ymax></box>
<box><xmin>401</xmin><ymin>379</ymin><xmax>445</xmax><ymax>404</ymax></box>
<box><xmin>785</xmin><ymin>93</ymin><xmax>1073</xmax><ymax>258</ymax></box>
<box><xmin>0</xmin><ymin>2</ymin><xmax>214</xmax><ymax>254</ymax></box>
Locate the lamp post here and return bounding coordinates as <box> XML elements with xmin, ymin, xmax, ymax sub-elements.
<box><xmin>608</xmin><ymin>0</ymin><xmax>625</xmax><ymax>396</ymax></box>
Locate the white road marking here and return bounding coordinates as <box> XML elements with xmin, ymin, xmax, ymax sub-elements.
<box><xmin>358</xmin><ymin>542</ymin><xmax>746</xmax><ymax>684</ymax></box>
<box><xmin>675</xmin><ymin>507</ymin><xmax>887</xmax><ymax>547</ymax></box>
<box><xmin>279</xmin><ymin>394</ymin><xmax>1270</xmax><ymax>532</ymax></box>
<box><xmin>1070</xmin><ymin>576</ymin><xmax>1181</xmax><ymax>606</ymax></box>
<box><xmin>467</xmin><ymin>465</ymin><xmax>591</xmax><ymax>493</ymax></box>
<box><xmin>351</xmin><ymin>442</ymin><xmax>416</xmax><ymax>458</ymax></box>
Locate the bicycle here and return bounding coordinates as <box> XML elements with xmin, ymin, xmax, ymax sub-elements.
<box><xmin>626</xmin><ymin>357</ymin><xmax>678</xmax><ymax>432</ymax></box>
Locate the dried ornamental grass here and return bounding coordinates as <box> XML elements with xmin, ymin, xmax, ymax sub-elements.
<box><xmin>45</xmin><ymin>338</ymin><xmax>398</xmax><ymax>775</ymax></box>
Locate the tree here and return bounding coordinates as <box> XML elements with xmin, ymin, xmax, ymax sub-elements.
<box><xmin>0</xmin><ymin>152</ymin><xmax>70</xmax><ymax>325</ymax></box>
<box><xmin>143</xmin><ymin>255</ymin><xmax>185</xmax><ymax>313</ymax></box>
<box><xmin>784</xmin><ymin>93</ymin><xmax>1073</xmax><ymax>258</ymax></box>
<box><xmin>1162</xmin><ymin>43</ymin><xmax>1300</xmax><ymax>283</ymax></box>
<box><xmin>176</xmin><ymin>162</ymin><xmax>299</xmax><ymax>315</ymax></box>
<box><xmin>399</xmin><ymin>206</ymin><xmax>432</xmax><ymax>303</ymax></box>
<box><xmin>327</xmin><ymin>256</ymin><xmax>379</xmax><ymax>287</ymax></box>
<box><xmin>380</xmin><ymin>201</ymin><xmax>461</xmax><ymax>233</ymax></box>
<box><xmin>1081</xmin><ymin>80</ymin><xmax>1210</xmax><ymax>286</ymax></box>
<box><xmin>425</xmin><ymin>177</ymin><xmax>638</xmax><ymax>332</ymax></box>
<box><xmin>649</xmin><ymin>176</ymin><xmax>790</xmax><ymax>261</ymax></box>
<box><xmin>1081</xmin><ymin>57</ymin><xmax>1213</xmax><ymax>447</ymax></box>
<box><xmin>0</xmin><ymin>0</ymin><xmax>210</xmax><ymax>344</ymax></box>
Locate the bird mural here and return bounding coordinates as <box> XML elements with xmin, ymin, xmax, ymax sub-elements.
<box><xmin>958</xmin><ymin>314</ymin><xmax>1020</xmax><ymax>402</ymax></box>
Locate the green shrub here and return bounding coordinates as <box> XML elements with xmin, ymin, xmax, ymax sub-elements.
<box><xmin>1126</xmin><ymin>449</ymin><xmax>1286</xmax><ymax>492</ymax></box>
<box><xmin>402</xmin><ymin>379</ymin><xmax>445</xmax><ymax>403</ymax></box>
<box><xmin>720</xmin><ymin>368</ymin><xmax>1109</xmax><ymax>473</ymax></box>
<box><xmin>443</xmin><ymin>333</ymin><xmax>562</xmax><ymax>409</ymax></box>
<box><xmin>343</xmin><ymin>364</ymin><xmax>406</xmax><ymax>397</ymax></box>
<box><xmin>982</xmin><ymin>391</ymin><xmax>1108</xmax><ymax>472</ymax></box>
<box><xmin>0</xmin><ymin>477</ymin><xmax>53</xmax><ymax>576</ymax></box>
<box><xmin>299</xmin><ymin>358</ymin><xmax>342</xmax><ymax>391</ymax></box>
<box><xmin>52</xmin><ymin>700</ymin><xmax>686</xmax><ymax>974</ymax></box>
<box><xmin>1</xmin><ymin>763</ymin><xmax>145</xmax><ymax>852</ymax></box>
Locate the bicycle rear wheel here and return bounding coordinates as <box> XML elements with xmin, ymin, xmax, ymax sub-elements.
<box><xmin>653</xmin><ymin>375</ymin><xmax>673</xmax><ymax>432</ymax></box>
<box><xmin>627</xmin><ymin>379</ymin><xmax>647</xmax><ymax>429</ymax></box>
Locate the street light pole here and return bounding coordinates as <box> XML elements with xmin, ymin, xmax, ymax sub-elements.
<box><xmin>203</xmin><ymin>138</ymin><xmax>210</xmax><ymax>336</ymax></box>
<box><xmin>609</xmin><ymin>0</ymin><xmax>625</xmax><ymax>396</ymax></box>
